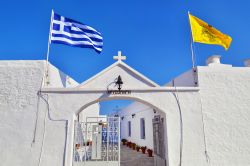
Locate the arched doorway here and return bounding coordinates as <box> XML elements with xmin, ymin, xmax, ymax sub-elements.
<box><xmin>73</xmin><ymin>96</ymin><xmax>168</xmax><ymax>166</ymax></box>
<box><xmin>40</xmin><ymin>55</ymin><xmax>200</xmax><ymax>166</ymax></box>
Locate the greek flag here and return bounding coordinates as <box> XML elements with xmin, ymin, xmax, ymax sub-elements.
<box><xmin>50</xmin><ymin>12</ymin><xmax>103</xmax><ymax>53</ymax></box>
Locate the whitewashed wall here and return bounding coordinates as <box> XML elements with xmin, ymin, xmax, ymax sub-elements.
<box><xmin>78</xmin><ymin>103</ymin><xmax>100</xmax><ymax>122</ymax></box>
<box><xmin>0</xmin><ymin>61</ymin><xmax>45</xmax><ymax>166</ymax></box>
<box><xmin>0</xmin><ymin>61</ymin><xmax>79</xmax><ymax>166</ymax></box>
<box><xmin>165</xmin><ymin>69</ymin><xmax>196</xmax><ymax>87</ymax></box>
<box><xmin>165</xmin><ymin>61</ymin><xmax>250</xmax><ymax>166</ymax></box>
<box><xmin>0</xmin><ymin>59</ymin><xmax>250</xmax><ymax>166</ymax></box>
<box><xmin>119</xmin><ymin>102</ymin><xmax>165</xmax><ymax>149</ymax></box>
<box><xmin>196</xmin><ymin>63</ymin><xmax>250</xmax><ymax>166</ymax></box>
<box><xmin>46</xmin><ymin>64</ymin><xmax>78</xmax><ymax>88</ymax></box>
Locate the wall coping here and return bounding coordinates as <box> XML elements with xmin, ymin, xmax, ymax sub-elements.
<box><xmin>41</xmin><ymin>87</ymin><xmax>200</xmax><ymax>93</ymax></box>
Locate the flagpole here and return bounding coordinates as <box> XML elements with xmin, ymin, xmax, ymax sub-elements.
<box><xmin>45</xmin><ymin>9</ymin><xmax>54</xmax><ymax>85</ymax></box>
<box><xmin>188</xmin><ymin>11</ymin><xmax>195</xmax><ymax>69</ymax></box>
<box><xmin>190</xmin><ymin>34</ymin><xmax>195</xmax><ymax>69</ymax></box>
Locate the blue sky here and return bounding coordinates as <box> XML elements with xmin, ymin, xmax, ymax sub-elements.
<box><xmin>1</xmin><ymin>0</ymin><xmax>249</xmax><ymax>114</ymax></box>
<box><xmin>100</xmin><ymin>100</ymin><xmax>133</xmax><ymax>116</ymax></box>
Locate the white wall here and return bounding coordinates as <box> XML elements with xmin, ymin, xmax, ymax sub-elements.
<box><xmin>0</xmin><ymin>60</ymin><xmax>80</xmax><ymax>166</ymax></box>
<box><xmin>0</xmin><ymin>61</ymin><xmax>47</xmax><ymax>166</ymax></box>
<box><xmin>119</xmin><ymin>102</ymin><xmax>165</xmax><ymax>150</ymax></box>
<box><xmin>165</xmin><ymin>69</ymin><xmax>196</xmax><ymax>87</ymax></box>
<box><xmin>78</xmin><ymin>62</ymin><xmax>158</xmax><ymax>89</ymax></box>
<box><xmin>47</xmin><ymin>62</ymin><xmax>79</xmax><ymax>88</ymax></box>
<box><xmin>1</xmin><ymin>59</ymin><xmax>250</xmax><ymax>166</ymax></box>
<box><xmin>78</xmin><ymin>103</ymin><xmax>100</xmax><ymax>122</ymax></box>
<box><xmin>196</xmin><ymin>63</ymin><xmax>250</xmax><ymax>166</ymax></box>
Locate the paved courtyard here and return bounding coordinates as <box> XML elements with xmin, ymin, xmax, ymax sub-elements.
<box><xmin>120</xmin><ymin>145</ymin><xmax>154</xmax><ymax>166</ymax></box>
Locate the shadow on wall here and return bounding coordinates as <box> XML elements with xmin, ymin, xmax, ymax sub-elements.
<box><xmin>59</xmin><ymin>70</ymin><xmax>67</xmax><ymax>87</ymax></box>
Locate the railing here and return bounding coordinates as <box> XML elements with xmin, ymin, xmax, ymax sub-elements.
<box><xmin>73</xmin><ymin>117</ymin><xmax>120</xmax><ymax>165</ymax></box>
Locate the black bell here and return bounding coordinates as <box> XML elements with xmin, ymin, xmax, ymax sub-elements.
<box><xmin>115</xmin><ymin>75</ymin><xmax>123</xmax><ymax>91</ymax></box>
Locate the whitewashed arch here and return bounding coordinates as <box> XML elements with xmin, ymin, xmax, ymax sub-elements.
<box><xmin>76</xmin><ymin>95</ymin><xmax>166</xmax><ymax>115</ymax></box>
<box><xmin>40</xmin><ymin>59</ymin><xmax>204</xmax><ymax>166</ymax></box>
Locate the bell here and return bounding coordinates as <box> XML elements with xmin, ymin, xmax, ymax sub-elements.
<box><xmin>115</xmin><ymin>75</ymin><xmax>123</xmax><ymax>91</ymax></box>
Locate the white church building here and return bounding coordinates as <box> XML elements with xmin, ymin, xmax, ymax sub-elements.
<box><xmin>116</xmin><ymin>101</ymin><xmax>165</xmax><ymax>150</ymax></box>
<box><xmin>0</xmin><ymin>52</ymin><xmax>250</xmax><ymax>166</ymax></box>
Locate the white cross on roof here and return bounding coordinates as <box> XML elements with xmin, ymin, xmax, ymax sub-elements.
<box><xmin>113</xmin><ymin>51</ymin><xmax>126</xmax><ymax>62</ymax></box>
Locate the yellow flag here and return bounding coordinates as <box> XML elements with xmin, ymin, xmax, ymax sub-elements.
<box><xmin>189</xmin><ymin>13</ymin><xmax>232</xmax><ymax>50</ymax></box>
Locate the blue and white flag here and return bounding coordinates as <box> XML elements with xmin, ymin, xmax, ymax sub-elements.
<box><xmin>50</xmin><ymin>12</ymin><xmax>103</xmax><ymax>53</ymax></box>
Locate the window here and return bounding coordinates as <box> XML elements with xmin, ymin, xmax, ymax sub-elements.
<box><xmin>140</xmin><ymin>118</ymin><xmax>145</xmax><ymax>139</ymax></box>
<box><xmin>128</xmin><ymin>121</ymin><xmax>131</xmax><ymax>137</ymax></box>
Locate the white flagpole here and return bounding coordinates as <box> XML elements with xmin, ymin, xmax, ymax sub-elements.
<box><xmin>188</xmin><ymin>11</ymin><xmax>195</xmax><ymax>69</ymax></box>
<box><xmin>45</xmin><ymin>9</ymin><xmax>54</xmax><ymax>85</ymax></box>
